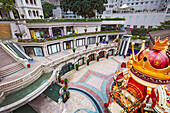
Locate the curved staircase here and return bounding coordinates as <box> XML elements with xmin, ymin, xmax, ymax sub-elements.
<box><xmin>0</xmin><ymin>45</ymin><xmax>24</xmax><ymax>77</ymax></box>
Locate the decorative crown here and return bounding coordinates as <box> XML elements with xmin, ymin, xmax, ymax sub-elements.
<box><xmin>153</xmin><ymin>37</ymin><xmax>169</xmax><ymax>51</ymax></box>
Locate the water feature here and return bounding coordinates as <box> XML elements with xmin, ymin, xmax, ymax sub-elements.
<box><xmin>13</xmin><ymin>104</ymin><xmax>37</xmax><ymax>113</ymax></box>
<box><xmin>0</xmin><ymin>72</ymin><xmax>52</xmax><ymax>107</ymax></box>
<box><xmin>43</xmin><ymin>84</ymin><xmax>61</xmax><ymax>102</ymax></box>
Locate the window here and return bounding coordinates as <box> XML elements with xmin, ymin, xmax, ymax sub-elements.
<box><xmin>34</xmin><ymin>0</ymin><xmax>36</xmax><ymax>5</ymax></box>
<box><xmin>30</xmin><ymin>0</ymin><xmax>33</xmax><ymax>4</ymax></box>
<box><xmin>63</xmin><ymin>40</ymin><xmax>74</xmax><ymax>50</ymax></box>
<box><xmin>151</xmin><ymin>1</ymin><xmax>154</xmax><ymax>4</ymax></box>
<box><xmin>167</xmin><ymin>8</ymin><xmax>170</xmax><ymax>14</ymax></box>
<box><xmin>28</xmin><ymin>10</ymin><xmax>31</xmax><ymax>17</ymax></box>
<box><xmin>141</xmin><ymin>2</ymin><xmax>143</xmax><ymax>4</ymax></box>
<box><xmin>136</xmin><ymin>3</ymin><xmax>138</xmax><ymax>5</ymax></box>
<box><xmin>141</xmin><ymin>26</ymin><xmax>145</xmax><ymax>28</ymax></box>
<box><xmin>88</xmin><ymin>37</ymin><xmax>96</xmax><ymax>44</ymax></box>
<box><xmin>133</xmin><ymin>25</ymin><xmax>137</xmax><ymax>28</ymax></box>
<box><xmin>36</xmin><ymin>11</ymin><xmax>39</xmax><ymax>16</ymax></box>
<box><xmin>47</xmin><ymin>43</ymin><xmax>60</xmax><ymax>55</ymax></box>
<box><xmin>145</xmin><ymin>2</ymin><xmax>148</xmax><ymax>4</ymax></box>
<box><xmin>131</xmin><ymin>3</ymin><xmax>134</xmax><ymax>5</ymax></box>
<box><xmin>25</xmin><ymin>0</ymin><xmax>28</xmax><ymax>3</ymax></box>
<box><xmin>148</xmin><ymin>26</ymin><xmax>152</xmax><ymax>29</ymax></box>
<box><xmin>155</xmin><ymin>1</ymin><xmax>158</xmax><ymax>3</ymax></box>
<box><xmin>33</xmin><ymin>10</ymin><xmax>36</xmax><ymax>16</ymax></box>
<box><xmin>76</xmin><ymin>38</ymin><xmax>85</xmax><ymax>47</ymax></box>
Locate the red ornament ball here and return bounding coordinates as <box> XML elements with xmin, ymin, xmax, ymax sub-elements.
<box><xmin>148</xmin><ymin>50</ymin><xmax>169</xmax><ymax>69</ymax></box>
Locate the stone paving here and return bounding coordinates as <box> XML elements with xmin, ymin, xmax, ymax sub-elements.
<box><xmin>28</xmin><ymin>56</ymin><xmax>128</xmax><ymax>113</ymax></box>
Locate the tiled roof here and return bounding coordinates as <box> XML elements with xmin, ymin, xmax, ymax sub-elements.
<box><xmin>149</xmin><ymin>30</ymin><xmax>170</xmax><ymax>41</ymax></box>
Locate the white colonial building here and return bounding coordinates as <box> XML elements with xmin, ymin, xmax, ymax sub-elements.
<box><xmin>0</xmin><ymin>0</ymin><xmax>44</xmax><ymax>19</ymax></box>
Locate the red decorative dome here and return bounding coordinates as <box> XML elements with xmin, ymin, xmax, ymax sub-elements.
<box><xmin>138</xmin><ymin>50</ymin><xmax>145</xmax><ymax>61</ymax></box>
<box><xmin>148</xmin><ymin>50</ymin><xmax>169</xmax><ymax>69</ymax></box>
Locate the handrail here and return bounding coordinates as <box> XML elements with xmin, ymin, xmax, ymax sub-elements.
<box><xmin>0</xmin><ymin>43</ymin><xmax>117</xmax><ymax>96</ymax></box>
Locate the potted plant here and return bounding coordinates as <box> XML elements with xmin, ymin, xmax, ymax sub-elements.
<box><xmin>63</xmin><ymin>86</ymin><xmax>67</xmax><ymax>92</ymax></box>
<box><xmin>97</xmin><ymin>56</ymin><xmax>99</xmax><ymax>62</ymax></box>
<box><xmin>19</xmin><ymin>33</ymin><xmax>23</xmax><ymax>38</ymax></box>
<box><xmin>85</xmin><ymin>44</ymin><xmax>88</xmax><ymax>49</ymax></box>
<box><xmin>124</xmin><ymin>55</ymin><xmax>126</xmax><ymax>58</ymax></box>
<box><xmin>97</xmin><ymin>15</ymin><xmax>99</xmax><ymax>18</ymax></box>
<box><xmin>87</xmin><ymin>59</ymin><xmax>90</xmax><ymax>65</ymax></box>
<box><xmin>15</xmin><ymin>33</ymin><xmax>19</xmax><ymax>38</ymax></box>
<box><xmin>40</xmin><ymin>32</ymin><xmax>44</xmax><ymax>38</ymax></box>
<box><xmin>61</xmin><ymin>80</ymin><xmax>64</xmax><ymax>84</ymax></box>
<box><xmin>66</xmin><ymin>91</ymin><xmax>70</xmax><ymax>99</ymax></box>
<box><xmin>75</xmin><ymin>64</ymin><xmax>79</xmax><ymax>71</ymax></box>
<box><xmin>27</xmin><ymin>64</ymin><xmax>30</xmax><ymax>68</ymax></box>
<box><xmin>72</xmin><ymin>30</ymin><xmax>75</xmax><ymax>34</ymax></box>
<box><xmin>106</xmin><ymin>41</ymin><xmax>109</xmax><ymax>44</ymax></box>
<box><xmin>45</xmin><ymin>14</ymin><xmax>49</xmax><ymax>18</ymax></box>
<box><xmin>84</xmin><ymin>28</ymin><xmax>87</xmax><ymax>33</ymax></box>
<box><xmin>62</xmin><ymin>14</ymin><xmax>65</xmax><ymax>18</ymax></box>
<box><xmin>100</xmin><ymin>15</ymin><xmax>102</xmax><ymax>18</ymax></box>
<box><xmin>96</xmin><ymin>42</ymin><xmax>99</xmax><ymax>46</ymax></box>
<box><xmin>14</xmin><ymin>14</ymin><xmax>18</xmax><ymax>19</ymax></box>
<box><xmin>21</xmin><ymin>14</ymin><xmax>24</xmax><ymax>19</ymax></box>
<box><xmin>72</xmin><ymin>48</ymin><xmax>76</xmax><ymax>53</ymax></box>
<box><xmin>40</xmin><ymin>15</ymin><xmax>43</xmax><ymax>19</ymax></box>
<box><xmin>64</xmin><ymin>78</ymin><xmax>68</xmax><ymax>85</ymax></box>
<box><xmin>106</xmin><ymin>53</ymin><xmax>109</xmax><ymax>59</ymax></box>
<box><xmin>95</xmin><ymin>27</ymin><xmax>98</xmax><ymax>32</ymax></box>
<box><xmin>58</xmin><ymin>74</ymin><xmax>62</xmax><ymax>83</ymax></box>
<box><xmin>74</xmin><ymin>15</ymin><xmax>76</xmax><ymax>18</ymax></box>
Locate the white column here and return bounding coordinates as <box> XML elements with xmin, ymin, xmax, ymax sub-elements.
<box><xmin>49</xmin><ymin>27</ymin><xmax>53</xmax><ymax>37</ymax></box>
<box><xmin>96</xmin><ymin>36</ymin><xmax>98</xmax><ymax>43</ymax></box>
<box><xmin>24</xmin><ymin>8</ymin><xmax>29</xmax><ymax>19</ymax></box>
<box><xmin>74</xmin><ymin>39</ymin><xmax>77</xmax><ymax>48</ymax></box>
<box><xmin>22</xmin><ymin>0</ymin><xmax>26</xmax><ymax>6</ymax></box>
<box><xmin>60</xmin><ymin>42</ymin><xmax>64</xmax><ymax>51</ymax></box>
<box><xmin>120</xmin><ymin>40</ymin><xmax>125</xmax><ymax>55</ymax></box>
<box><xmin>85</xmin><ymin>37</ymin><xmax>88</xmax><ymax>45</ymax></box>
<box><xmin>106</xmin><ymin>35</ymin><xmax>109</xmax><ymax>41</ymax></box>
<box><xmin>64</xmin><ymin>26</ymin><xmax>67</xmax><ymax>35</ymax></box>
<box><xmin>9</xmin><ymin>11</ymin><xmax>15</xmax><ymax>19</ymax></box>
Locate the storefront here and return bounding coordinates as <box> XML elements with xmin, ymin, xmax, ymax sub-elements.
<box><xmin>99</xmin><ymin>51</ymin><xmax>105</xmax><ymax>58</ymax></box>
<box><xmin>59</xmin><ymin>63</ymin><xmax>74</xmax><ymax>75</ymax></box>
<box><xmin>63</xmin><ymin>40</ymin><xmax>74</xmax><ymax>50</ymax></box>
<box><xmin>47</xmin><ymin>43</ymin><xmax>60</xmax><ymax>55</ymax></box>
<box><xmin>24</xmin><ymin>46</ymin><xmax>44</xmax><ymax>56</ymax></box>
<box><xmin>88</xmin><ymin>54</ymin><xmax>95</xmax><ymax>61</ymax></box>
<box><xmin>88</xmin><ymin>37</ymin><xmax>96</xmax><ymax>44</ymax></box>
<box><xmin>52</xmin><ymin>27</ymin><xmax>63</xmax><ymax>36</ymax></box>
<box><xmin>76</xmin><ymin>57</ymin><xmax>85</xmax><ymax>66</ymax></box>
<box><xmin>66</xmin><ymin>26</ymin><xmax>73</xmax><ymax>35</ymax></box>
<box><xmin>101</xmin><ymin>25</ymin><xmax>117</xmax><ymax>31</ymax></box>
<box><xmin>108</xmin><ymin>49</ymin><xmax>115</xmax><ymax>56</ymax></box>
<box><xmin>29</xmin><ymin>28</ymin><xmax>49</xmax><ymax>39</ymax></box>
<box><xmin>76</xmin><ymin>38</ymin><xmax>85</xmax><ymax>47</ymax></box>
<box><xmin>98</xmin><ymin>36</ymin><xmax>106</xmax><ymax>43</ymax></box>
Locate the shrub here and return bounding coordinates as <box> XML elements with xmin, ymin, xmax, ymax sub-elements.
<box><xmin>84</xmin><ymin>28</ymin><xmax>87</xmax><ymax>32</ymax></box>
<box><xmin>85</xmin><ymin>44</ymin><xmax>88</xmax><ymax>48</ymax></box>
<box><xmin>75</xmin><ymin>64</ymin><xmax>79</xmax><ymax>67</ymax></box>
<box><xmin>21</xmin><ymin>14</ymin><xmax>24</xmax><ymax>18</ymax></box>
<box><xmin>64</xmin><ymin>78</ymin><xmax>68</xmax><ymax>82</ymax></box>
<box><xmin>97</xmin><ymin>56</ymin><xmax>99</xmax><ymax>59</ymax></box>
<box><xmin>40</xmin><ymin>15</ymin><xmax>43</xmax><ymax>18</ymax></box>
<box><xmin>95</xmin><ymin>27</ymin><xmax>98</xmax><ymax>32</ymax></box>
<box><xmin>66</xmin><ymin>91</ymin><xmax>70</xmax><ymax>95</ymax></box>
<box><xmin>58</xmin><ymin>74</ymin><xmax>62</xmax><ymax>78</ymax></box>
<box><xmin>74</xmin><ymin>15</ymin><xmax>76</xmax><ymax>18</ymax></box>
<box><xmin>87</xmin><ymin>59</ymin><xmax>90</xmax><ymax>62</ymax></box>
<box><xmin>140</xmin><ymin>36</ymin><xmax>147</xmax><ymax>40</ymax></box>
<box><xmin>15</xmin><ymin>33</ymin><xmax>20</xmax><ymax>38</ymax></box>
<box><xmin>131</xmin><ymin>35</ymin><xmax>139</xmax><ymax>40</ymax></box>
<box><xmin>45</xmin><ymin>14</ymin><xmax>49</xmax><ymax>18</ymax></box>
<box><xmin>62</xmin><ymin>15</ymin><xmax>65</xmax><ymax>18</ymax></box>
<box><xmin>72</xmin><ymin>48</ymin><xmax>76</xmax><ymax>52</ymax></box>
<box><xmin>63</xmin><ymin>86</ymin><xmax>67</xmax><ymax>90</ymax></box>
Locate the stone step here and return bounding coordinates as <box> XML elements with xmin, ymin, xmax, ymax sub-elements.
<box><xmin>0</xmin><ymin>62</ymin><xmax>24</xmax><ymax>77</ymax></box>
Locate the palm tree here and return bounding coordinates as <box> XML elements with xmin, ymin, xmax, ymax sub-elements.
<box><xmin>0</xmin><ymin>0</ymin><xmax>16</xmax><ymax>11</ymax></box>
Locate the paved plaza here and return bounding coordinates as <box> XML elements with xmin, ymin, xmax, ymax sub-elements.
<box><xmin>29</xmin><ymin>56</ymin><xmax>129</xmax><ymax>113</ymax></box>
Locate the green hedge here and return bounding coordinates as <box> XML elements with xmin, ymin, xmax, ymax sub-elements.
<box><xmin>18</xmin><ymin>30</ymin><xmax>125</xmax><ymax>43</ymax></box>
<box><xmin>102</xmin><ymin>18</ymin><xmax>126</xmax><ymax>21</ymax></box>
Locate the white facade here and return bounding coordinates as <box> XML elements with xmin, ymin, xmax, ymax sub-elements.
<box><xmin>0</xmin><ymin>0</ymin><xmax>44</xmax><ymax>19</ymax></box>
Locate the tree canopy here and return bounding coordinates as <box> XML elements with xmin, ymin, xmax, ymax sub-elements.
<box><xmin>157</xmin><ymin>20</ymin><xmax>170</xmax><ymax>30</ymax></box>
<box><xmin>60</xmin><ymin>0</ymin><xmax>107</xmax><ymax>18</ymax></box>
<box><xmin>42</xmin><ymin>2</ymin><xmax>56</xmax><ymax>18</ymax></box>
<box><xmin>0</xmin><ymin>0</ymin><xmax>15</xmax><ymax>11</ymax></box>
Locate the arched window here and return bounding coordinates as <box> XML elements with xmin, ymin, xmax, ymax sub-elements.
<box><xmin>28</xmin><ymin>10</ymin><xmax>31</xmax><ymax>17</ymax></box>
<box><xmin>34</xmin><ymin>0</ymin><xmax>36</xmax><ymax>5</ymax></box>
<box><xmin>25</xmin><ymin>0</ymin><xmax>28</xmax><ymax>4</ymax></box>
<box><xmin>33</xmin><ymin>10</ymin><xmax>36</xmax><ymax>17</ymax></box>
<box><xmin>30</xmin><ymin>0</ymin><xmax>33</xmax><ymax>4</ymax></box>
<box><xmin>36</xmin><ymin>11</ymin><xmax>39</xmax><ymax>16</ymax></box>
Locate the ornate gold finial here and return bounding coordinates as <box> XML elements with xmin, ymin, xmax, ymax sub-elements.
<box><xmin>153</xmin><ymin>37</ymin><xmax>168</xmax><ymax>51</ymax></box>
